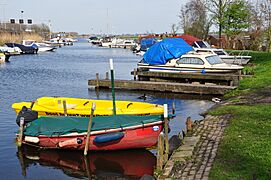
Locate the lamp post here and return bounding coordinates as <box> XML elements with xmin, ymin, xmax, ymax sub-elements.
<box><xmin>19</xmin><ymin>10</ymin><xmax>24</xmax><ymax>32</ymax></box>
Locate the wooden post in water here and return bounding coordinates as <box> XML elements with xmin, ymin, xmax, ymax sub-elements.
<box><xmin>172</xmin><ymin>101</ymin><xmax>176</xmax><ymax>115</ymax></box>
<box><xmin>109</xmin><ymin>59</ymin><xmax>117</xmax><ymax>115</ymax></box>
<box><xmin>96</xmin><ymin>73</ymin><xmax>100</xmax><ymax>89</ymax></box>
<box><xmin>105</xmin><ymin>72</ymin><xmax>109</xmax><ymax>80</ymax></box>
<box><xmin>84</xmin><ymin>102</ymin><xmax>96</xmax><ymax>156</ymax></box>
<box><xmin>84</xmin><ymin>155</ymin><xmax>92</xmax><ymax>179</ymax></box>
<box><xmin>17</xmin><ymin>117</ymin><xmax>25</xmax><ymax>147</ymax></box>
<box><xmin>133</xmin><ymin>68</ymin><xmax>137</xmax><ymax>80</ymax></box>
<box><xmin>164</xmin><ymin>104</ymin><xmax>169</xmax><ymax>162</ymax></box>
<box><xmin>63</xmin><ymin>100</ymin><xmax>67</xmax><ymax>116</ymax></box>
<box><xmin>157</xmin><ymin>132</ymin><xmax>165</xmax><ymax>171</ymax></box>
<box><xmin>186</xmin><ymin>117</ymin><xmax>193</xmax><ymax>132</ymax></box>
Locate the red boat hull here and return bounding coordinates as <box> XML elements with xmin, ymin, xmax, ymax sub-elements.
<box><xmin>23</xmin><ymin>122</ymin><xmax>163</xmax><ymax>150</ymax></box>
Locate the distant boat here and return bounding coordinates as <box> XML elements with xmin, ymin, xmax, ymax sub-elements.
<box><xmin>22</xmin><ymin>40</ymin><xmax>56</xmax><ymax>52</ymax></box>
<box><xmin>88</xmin><ymin>36</ymin><xmax>102</xmax><ymax>45</ymax></box>
<box><xmin>17</xmin><ymin>114</ymin><xmax>165</xmax><ymax>151</ymax></box>
<box><xmin>0</xmin><ymin>52</ymin><xmax>6</xmax><ymax>63</ymax></box>
<box><xmin>5</xmin><ymin>43</ymin><xmax>38</xmax><ymax>54</ymax></box>
<box><xmin>0</xmin><ymin>46</ymin><xmax>22</xmax><ymax>55</ymax></box>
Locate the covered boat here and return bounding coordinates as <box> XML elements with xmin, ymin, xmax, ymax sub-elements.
<box><xmin>5</xmin><ymin>43</ymin><xmax>38</xmax><ymax>54</ymax></box>
<box><xmin>12</xmin><ymin>97</ymin><xmax>163</xmax><ymax>117</ymax></box>
<box><xmin>142</xmin><ymin>38</ymin><xmax>194</xmax><ymax>65</ymax></box>
<box><xmin>18</xmin><ymin>114</ymin><xmax>164</xmax><ymax>150</ymax></box>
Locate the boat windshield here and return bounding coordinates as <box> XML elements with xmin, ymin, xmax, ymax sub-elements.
<box><xmin>206</xmin><ymin>55</ymin><xmax>224</xmax><ymax>65</ymax></box>
<box><xmin>214</xmin><ymin>50</ymin><xmax>227</xmax><ymax>55</ymax></box>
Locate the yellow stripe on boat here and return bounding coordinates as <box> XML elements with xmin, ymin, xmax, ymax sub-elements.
<box><xmin>12</xmin><ymin>97</ymin><xmax>163</xmax><ymax>117</ymax></box>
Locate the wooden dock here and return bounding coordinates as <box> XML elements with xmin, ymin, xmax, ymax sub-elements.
<box><xmin>131</xmin><ymin>70</ymin><xmax>241</xmax><ymax>86</ymax></box>
<box><xmin>88</xmin><ymin>79</ymin><xmax>236</xmax><ymax>95</ymax></box>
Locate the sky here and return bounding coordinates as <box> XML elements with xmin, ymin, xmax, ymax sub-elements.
<box><xmin>0</xmin><ymin>0</ymin><xmax>186</xmax><ymax>34</ymax></box>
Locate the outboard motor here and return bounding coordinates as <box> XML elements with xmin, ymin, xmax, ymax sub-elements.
<box><xmin>16</xmin><ymin>106</ymin><xmax>38</xmax><ymax>126</ymax></box>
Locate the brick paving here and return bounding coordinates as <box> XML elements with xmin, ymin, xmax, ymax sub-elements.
<box><xmin>168</xmin><ymin>114</ymin><xmax>231</xmax><ymax>179</ymax></box>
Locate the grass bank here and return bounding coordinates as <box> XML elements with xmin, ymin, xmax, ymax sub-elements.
<box><xmin>208</xmin><ymin>51</ymin><xmax>271</xmax><ymax>179</ymax></box>
<box><xmin>0</xmin><ymin>32</ymin><xmax>43</xmax><ymax>45</ymax></box>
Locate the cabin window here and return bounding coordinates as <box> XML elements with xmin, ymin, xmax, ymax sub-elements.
<box><xmin>206</xmin><ymin>55</ymin><xmax>224</xmax><ymax>65</ymax></box>
<box><xmin>177</xmin><ymin>57</ymin><xmax>204</xmax><ymax>65</ymax></box>
<box><xmin>214</xmin><ymin>50</ymin><xmax>227</xmax><ymax>55</ymax></box>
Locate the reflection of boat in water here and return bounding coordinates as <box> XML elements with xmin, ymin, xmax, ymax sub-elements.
<box><xmin>17</xmin><ymin>146</ymin><xmax>156</xmax><ymax>179</ymax></box>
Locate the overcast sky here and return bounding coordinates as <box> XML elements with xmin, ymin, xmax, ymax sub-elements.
<box><xmin>0</xmin><ymin>0</ymin><xmax>186</xmax><ymax>34</ymax></box>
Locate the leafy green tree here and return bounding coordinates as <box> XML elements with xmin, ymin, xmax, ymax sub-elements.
<box><xmin>223</xmin><ymin>0</ymin><xmax>250</xmax><ymax>36</ymax></box>
<box><xmin>206</xmin><ymin>0</ymin><xmax>233</xmax><ymax>46</ymax></box>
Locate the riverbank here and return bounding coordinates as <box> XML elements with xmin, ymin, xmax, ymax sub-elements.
<box><xmin>0</xmin><ymin>32</ymin><xmax>43</xmax><ymax>45</ymax></box>
<box><xmin>163</xmin><ymin>51</ymin><xmax>271</xmax><ymax>179</ymax></box>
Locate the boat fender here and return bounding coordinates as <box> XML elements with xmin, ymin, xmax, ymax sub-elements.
<box><xmin>58</xmin><ymin>138</ymin><xmax>83</xmax><ymax>148</ymax></box>
<box><xmin>93</xmin><ymin>132</ymin><xmax>124</xmax><ymax>144</ymax></box>
<box><xmin>16</xmin><ymin>106</ymin><xmax>38</xmax><ymax>126</ymax></box>
<box><xmin>25</xmin><ymin>136</ymin><xmax>40</xmax><ymax>143</ymax></box>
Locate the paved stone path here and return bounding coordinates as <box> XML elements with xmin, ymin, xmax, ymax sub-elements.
<box><xmin>168</xmin><ymin>114</ymin><xmax>231</xmax><ymax>180</ymax></box>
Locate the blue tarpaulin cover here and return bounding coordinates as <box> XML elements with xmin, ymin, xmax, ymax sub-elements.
<box><xmin>140</xmin><ymin>38</ymin><xmax>157</xmax><ymax>51</ymax></box>
<box><xmin>143</xmin><ymin>38</ymin><xmax>193</xmax><ymax>65</ymax></box>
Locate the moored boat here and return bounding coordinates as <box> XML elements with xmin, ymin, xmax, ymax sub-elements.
<box><xmin>5</xmin><ymin>43</ymin><xmax>38</xmax><ymax>54</ymax></box>
<box><xmin>17</xmin><ymin>114</ymin><xmax>164</xmax><ymax>150</ymax></box>
<box><xmin>138</xmin><ymin>51</ymin><xmax>244</xmax><ymax>73</ymax></box>
<box><xmin>12</xmin><ymin>96</ymin><xmax>164</xmax><ymax>117</ymax></box>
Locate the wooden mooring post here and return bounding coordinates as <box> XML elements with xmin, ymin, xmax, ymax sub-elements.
<box><xmin>156</xmin><ymin>104</ymin><xmax>170</xmax><ymax>171</ymax></box>
<box><xmin>17</xmin><ymin>117</ymin><xmax>25</xmax><ymax>147</ymax></box>
<box><xmin>84</xmin><ymin>102</ymin><xmax>96</xmax><ymax>156</ymax></box>
<box><xmin>186</xmin><ymin>117</ymin><xmax>193</xmax><ymax>132</ymax></box>
<box><xmin>164</xmin><ymin>104</ymin><xmax>169</xmax><ymax>162</ymax></box>
<box><xmin>63</xmin><ymin>100</ymin><xmax>67</xmax><ymax>116</ymax></box>
<box><xmin>96</xmin><ymin>73</ymin><xmax>100</xmax><ymax>89</ymax></box>
<box><xmin>157</xmin><ymin>132</ymin><xmax>165</xmax><ymax>171</ymax></box>
<box><xmin>105</xmin><ymin>72</ymin><xmax>109</xmax><ymax>80</ymax></box>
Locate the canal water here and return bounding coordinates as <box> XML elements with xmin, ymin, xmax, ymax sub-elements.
<box><xmin>0</xmin><ymin>40</ymin><xmax>214</xmax><ymax>179</ymax></box>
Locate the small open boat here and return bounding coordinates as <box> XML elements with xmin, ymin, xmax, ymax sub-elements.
<box><xmin>12</xmin><ymin>96</ymin><xmax>163</xmax><ymax>117</ymax></box>
<box><xmin>18</xmin><ymin>114</ymin><xmax>164</xmax><ymax>150</ymax></box>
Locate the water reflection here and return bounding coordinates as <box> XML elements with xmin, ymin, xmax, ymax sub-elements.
<box><xmin>17</xmin><ymin>146</ymin><xmax>156</xmax><ymax>179</ymax></box>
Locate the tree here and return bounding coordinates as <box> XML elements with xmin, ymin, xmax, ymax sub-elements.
<box><xmin>261</xmin><ymin>0</ymin><xmax>271</xmax><ymax>51</ymax></box>
<box><xmin>223</xmin><ymin>0</ymin><xmax>250</xmax><ymax>36</ymax></box>
<box><xmin>179</xmin><ymin>0</ymin><xmax>212</xmax><ymax>39</ymax></box>
<box><xmin>248</xmin><ymin>1</ymin><xmax>266</xmax><ymax>50</ymax></box>
<box><xmin>170</xmin><ymin>24</ymin><xmax>179</xmax><ymax>35</ymax></box>
<box><xmin>206</xmin><ymin>0</ymin><xmax>233</xmax><ymax>46</ymax></box>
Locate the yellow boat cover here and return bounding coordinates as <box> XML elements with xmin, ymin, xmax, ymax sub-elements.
<box><xmin>12</xmin><ymin>97</ymin><xmax>163</xmax><ymax>117</ymax></box>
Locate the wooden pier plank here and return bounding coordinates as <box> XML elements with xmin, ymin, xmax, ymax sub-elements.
<box><xmin>88</xmin><ymin>79</ymin><xmax>236</xmax><ymax>95</ymax></box>
<box><xmin>131</xmin><ymin>70</ymin><xmax>240</xmax><ymax>81</ymax></box>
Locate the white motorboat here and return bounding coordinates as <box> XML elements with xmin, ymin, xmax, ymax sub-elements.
<box><xmin>110</xmin><ymin>38</ymin><xmax>136</xmax><ymax>49</ymax></box>
<box><xmin>0</xmin><ymin>52</ymin><xmax>6</xmax><ymax>63</ymax></box>
<box><xmin>192</xmin><ymin>41</ymin><xmax>251</xmax><ymax>65</ymax></box>
<box><xmin>138</xmin><ymin>52</ymin><xmax>243</xmax><ymax>73</ymax></box>
<box><xmin>22</xmin><ymin>40</ymin><xmax>56</xmax><ymax>52</ymax></box>
<box><xmin>194</xmin><ymin>48</ymin><xmax>251</xmax><ymax>65</ymax></box>
<box><xmin>0</xmin><ymin>46</ymin><xmax>22</xmax><ymax>55</ymax></box>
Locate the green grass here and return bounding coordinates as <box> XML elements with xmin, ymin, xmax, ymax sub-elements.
<box><xmin>209</xmin><ymin>105</ymin><xmax>271</xmax><ymax>179</ymax></box>
<box><xmin>225</xmin><ymin>51</ymin><xmax>271</xmax><ymax>97</ymax></box>
<box><xmin>208</xmin><ymin>51</ymin><xmax>271</xmax><ymax>179</ymax></box>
